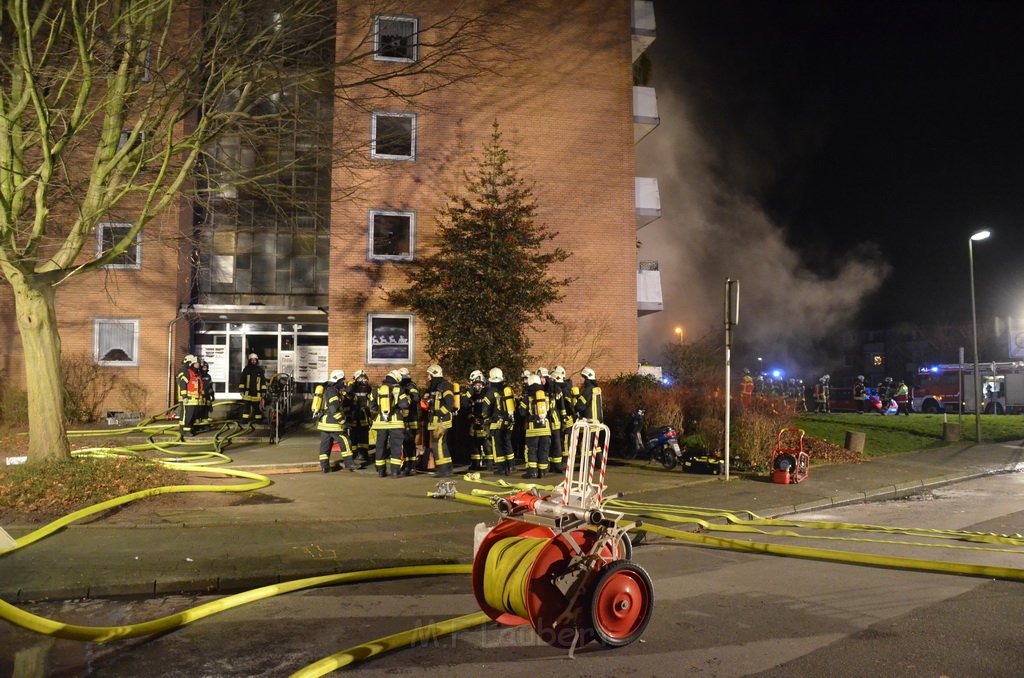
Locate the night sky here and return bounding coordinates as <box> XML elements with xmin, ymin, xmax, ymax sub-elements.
<box><xmin>636</xmin><ymin>0</ymin><xmax>1024</xmax><ymax>370</ymax></box>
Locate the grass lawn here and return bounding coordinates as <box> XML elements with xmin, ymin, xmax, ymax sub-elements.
<box><xmin>792</xmin><ymin>412</ymin><xmax>1023</xmax><ymax>457</ymax></box>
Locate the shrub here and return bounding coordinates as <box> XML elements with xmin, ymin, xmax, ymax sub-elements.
<box><xmin>62</xmin><ymin>353</ymin><xmax>118</xmax><ymax>423</ymax></box>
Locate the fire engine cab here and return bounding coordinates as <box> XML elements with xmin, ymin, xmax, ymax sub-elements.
<box><xmin>913</xmin><ymin>362</ymin><xmax>1024</xmax><ymax>414</ymax></box>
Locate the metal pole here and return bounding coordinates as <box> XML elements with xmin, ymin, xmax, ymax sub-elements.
<box><xmin>969</xmin><ymin>238</ymin><xmax>982</xmax><ymax>443</ymax></box>
<box><xmin>724</xmin><ymin>297</ymin><xmax>731</xmax><ymax>482</ymax></box>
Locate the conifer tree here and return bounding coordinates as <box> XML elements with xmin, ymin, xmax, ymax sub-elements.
<box><xmin>391</xmin><ymin>122</ymin><xmax>571</xmax><ymax>379</ymax></box>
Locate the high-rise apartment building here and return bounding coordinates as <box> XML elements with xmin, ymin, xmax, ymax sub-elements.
<box><xmin>0</xmin><ymin>0</ymin><xmax>662</xmax><ymax>415</ymax></box>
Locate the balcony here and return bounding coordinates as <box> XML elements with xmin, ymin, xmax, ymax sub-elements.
<box><xmin>635</xmin><ymin>177</ymin><xmax>661</xmax><ymax>229</ymax></box>
<box><xmin>631</xmin><ymin>0</ymin><xmax>656</xmax><ymax>63</ymax></box>
<box><xmin>637</xmin><ymin>260</ymin><xmax>663</xmax><ymax>316</ymax></box>
<box><xmin>633</xmin><ymin>86</ymin><xmax>660</xmax><ymax>143</ymax></box>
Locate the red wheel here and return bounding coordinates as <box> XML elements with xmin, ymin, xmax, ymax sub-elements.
<box><xmin>589</xmin><ymin>560</ymin><xmax>654</xmax><ymax>647</ymax></box>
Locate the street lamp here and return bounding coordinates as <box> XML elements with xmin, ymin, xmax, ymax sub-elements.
<box><xmin>969</xmin><ymin>229</ymin><xmax>991</xmax><ymax>443</ymax></box>
<box><xmin>674</xmin><ymin>326</ymin><xmax>684</xmax><ymax>345</ymax></box>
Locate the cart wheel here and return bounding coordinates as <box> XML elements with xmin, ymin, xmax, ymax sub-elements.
<box><xmin>659</xmin><ymin>448</ymin><xmax>677</xmax><ymax>471</ymax></box>
<box><xmin>615</xmin><ymin>531</ymin><xmax>633</xmax><ymax>560</ymax></box>
<box><xmin>589</xmin><ymin>560</ymin><xmax>654</xmax><ymax>647</ymax></box>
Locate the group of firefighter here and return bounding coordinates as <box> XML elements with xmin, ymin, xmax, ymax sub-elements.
<box><xmin>312</xmin><ymin>364</ymin><xmax>604</xmax><ymax>480</ymax></box>
<box><xmin>738</xmin><ymin>369</ymin><xmax>911</xmax><ymax>414</ymax></box>
<box><xmin>175</xmin><ymin>352</ymin><xmax>269</xmax><ymax>436</ymax></box>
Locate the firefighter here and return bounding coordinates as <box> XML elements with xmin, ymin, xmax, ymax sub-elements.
<box><xmin>176</xmin><ymin>354</ymin><xmax>203</xmax><ymax>437</ymax></box>
<box><xmin>853</xmin><ymin>375</ymin><xmax>867</xmax><ymax>414</ymax></box>
<box><xmin>813</xmin><ymin>375</ymin><xmax>831</xmax><ymax>413</ymax></box>
<box><xmin>370</xmin><ymin>370</ymin><xmax>409</xmax><ymax>477</ymax></box>
<box><xmin>739</xmin><ymin>368</ymin><xmax>754</xmax><ymax>409</ymax></box>
<box><xmin>465</xmin><ymin>370</ymin><xmax>492</xmax><ymax>471</ymax></box>
<box><xmin>487</xmin><ymin>367</ymin><xmax>517</xmax><ymax>476</ymax></box>
<box><xmin>575</xmin><ymin>366</ymin><xmax>604</xmax><ymax>461</ymax></box>
<box><xmin>537</xmin><ymin>367</ymin><xmax>564</xmax><ymax>473</ymax></box>
<box><xmin>518</xmin><ymin>373</ymin><xmax>551</xmax><ymax>479</ymax></box>
<box><xmin>877</xmin><ymin>376</ymin><xmax>895</xmax><ymax>414</ymax></box>
<box><xmin>424</xmin><ymin>364</ymin><xmax>455</xmax><ymax>477</ymax></box>
<box><xmin>894</xmin><ymin>379</ymin><xmax>912</xmax><ymax>416</ymax></box>
<box><xmin>344</xmin><ymin>369</ymin><xmax>373</xmax><ymax>468</ymax></box>
<box><xmin>398</xmin><ymin>367</ymin><xmax>421</xmax><ymax>472</ymax></box>
<box><xmin>238</xmin><ymin>353</ymin><xmax>267</xmax><ymax>423</ymax></box>
<box><xmin>552</xmin><ymin>365</ymin><xmax>574</xmax><ymax>459</ymax></box>
<box><xmin>315</xmin><ymin>370</ymin><xmax>355</xmax><ymax>473</ymax></box>
<box><xmin>198</xmin><ymin>359</ymin><xmax>214</xmax><ymax>426</ymax></box>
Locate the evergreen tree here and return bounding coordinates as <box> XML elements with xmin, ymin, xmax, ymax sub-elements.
<box><xmin>391</xmin><ymin>122</ymin><xmax>571</xmax><ymax>379</ymax></box>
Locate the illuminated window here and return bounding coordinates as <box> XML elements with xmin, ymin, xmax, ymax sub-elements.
<box><xmin>872</xmin><ymin>355</ymin><xmax>884</xmax><ymax>366</ymax></box>
<box><xmin>367</xmin><ymin>313</ymin><xmax>414</xmax><ymax>364</ymax></box>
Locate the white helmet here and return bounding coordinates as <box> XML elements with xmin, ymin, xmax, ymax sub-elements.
<box><xmin>488</xmin><ymin>367</ymin><xmax>503</xmax><ymax>383</ymax></box>
<box><xmin>426</xmin><ymin>364</ymin><xmax>443</xmax><ymax>378</ymax></box>
<box><xmin>521</xmin><ymin>369</ymin><xmax>533</xmax><ymax>380</ymax></box>
<box><xmin>329</xmin><ymin>369</ymin><xmax>345</xmax><ymax>383</ymax></box>
<box><xmin>581</xmin><ymin>366</ymin><xmax>596</xmax><ymax>380</ymax></box>
<box><xmin>536</xmin><ymin>367</ymin><xmax>549</xmax><ymax>378</ymax></box>
<box><xmin>552</xmin><ymin>365</ymin><xmax>566</xmax><ymax>382</ymax></box>
<box><xmin>398</xmin><ymin>367</ymin><xmax>411</xmax><ymax>378</ymax></box>
<box><xmin>248</xmin><ymin>353</ymin><xmax>259</xmax><ymax>361</ymax></box>
<box><xmin>183</xmin><ymin>354</ymin><xmax>197</xmax><ymax>365</ymax></box>
<box><xmin>354</xmin><ymin>369</ymin><xmax>367</xmax><ymax>380</ymax></box>
<box><xmin>469</xmin><ymin>370</ymin><xmax>484</xmax><ymax>383</ymax></box>
<box><xmin>387</xmin><ymin>370</ymin><xmax>402</xmax><ymax>382</ymax></box>
<box><xmin>527</xmin><ymin>374</ymin><xmax>541</xmax><ymax>386</ymax></box>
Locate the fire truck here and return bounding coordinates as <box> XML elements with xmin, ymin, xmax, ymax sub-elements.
<box><xmin>913</xmin><ymin>362</ymin><xmax>1024</xmax><ymax>414</ymax></box>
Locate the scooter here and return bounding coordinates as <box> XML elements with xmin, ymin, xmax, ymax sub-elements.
<box><xmin>623</xmin><ymin>408</ymin><xmax>684</xmax><ymax>470</ymax></box>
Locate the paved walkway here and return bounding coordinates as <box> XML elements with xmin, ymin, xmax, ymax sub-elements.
<box><xmin>2</xmin><ymin>428</ymin><xmax>1022</xmax><ymax>602</ymax></box>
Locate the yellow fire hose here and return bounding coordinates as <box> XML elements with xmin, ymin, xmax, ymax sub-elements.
<box><xmin>5</xmin><ymin>428</ymin><xmax>1024</xmax><ymax>673</ymax></box>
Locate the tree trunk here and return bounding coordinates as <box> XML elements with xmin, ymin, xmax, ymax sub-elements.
<box><xmin>9</xmin><ymin>271</ymin><xmax>70</xmax><ymax>462</ymax></box>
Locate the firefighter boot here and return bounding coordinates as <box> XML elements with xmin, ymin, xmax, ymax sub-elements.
<box><xmin>521</xmin><ymin>468</ymin><xmax>540</xmax><ymax>480</ymax></box>
<box><xmin>435</xmin><ymin>462</ymin><xmax>452</xmax><ymax>478</ymax></box>
<box><xmin>377</xmin><ymin>466</ymin><xmax>388</xmax><ymax>478</ymax></box>
<box><xmin>320</xmin><ymin>459</ymin><xmax>331</xmax><ymax>474</ymax></box>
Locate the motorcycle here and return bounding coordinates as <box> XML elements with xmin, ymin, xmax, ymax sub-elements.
<box><xmin>623</xmin><ymin>408</ymin><xmax>685</xmax><ymax>470</ymax></box>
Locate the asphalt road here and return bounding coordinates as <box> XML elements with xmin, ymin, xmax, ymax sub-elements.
<box><xmin>4</xmin><ymin>473</ymin><xmax>1024</xmax><ymax>677</ymax></box>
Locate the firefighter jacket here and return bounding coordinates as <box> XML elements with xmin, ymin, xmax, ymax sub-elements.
<box><xmin>370</xmin><ymin>377</ymin><xmax>409</xmax><ymax>430</ymax></box>
<box><xmin>518</xmin><ymin>384</ymin><xmax>551</xmax><ymax>437</ymax></box>
<box><xmin>176</xmin><ymin>365</ymin><xmax>205</xmax><ymax>406</ymax></box>
<box><xmin>316</xmin><ymin>383</ymin><xmax>347</xmax><ymax>432</ymax></box>
<box><xmin>344</xmin><ymin>380</ymin><xmax>373</xmax><ymax>427</ymax></box>
<box><xmin>400</xmin><ymin>377</ymin><xmax>421</xmax><ymax>425</ymax></box>
<box><xmin>557</xmin><ymin>379</ymin><xmax>575</xmax><ymax>428</ymax></box>
<box><xmin>574</xmin><ymin>379</ymin><xmax>604</xmax><ymax>423</ymax></box>
<box><xmin>466</xmin><ymin>382</ymin><xmax>492</xmax><ymax>438</ymax></box>
<box><xmin>425</xmin><ymin>376</ymin><xmax>455</xmax><ymax>430</ymax></box>
<box><xmin>200</xmin><ymin>367</ymin><xmax>215</xmax><ymax>406</ymax></box>
<box><xmin>239</xmin><ymin>363</ymin><xmax>267</xmax><ymax>403</ymax></box>
<box><xmin>740</xmin><ymin>375</ymin><xmax>754</xmax><ymax>397</ymax></box>
<box><xmin>853</xmin><ymin>382</ymin><xmax>867</xmax><ymax>401</ymax></box>
<box><xmin>894</xmin><ymin>383</ymin><xmax>910</xmax><ymax>403</ymax></box>
<box><xmin>486</xmin><ymin>381</ymin><xmax>516</xmax><ymax>430</ymax></box>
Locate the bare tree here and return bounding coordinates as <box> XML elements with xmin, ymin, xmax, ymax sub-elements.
<box><xmin>0</xmin><ymin>0</ymin><xmax>510</xmax><ymax>462</ymax></box>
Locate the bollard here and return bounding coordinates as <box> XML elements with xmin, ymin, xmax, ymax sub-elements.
<box><xmin>942</xmin><ymin>422</ymin><xmax>961</xmax><ymax>442</ymax></box>
<box><xmin>844</xmin><ymin>431</ymin><xmax>866</xmax><ymax>453</ymax></box>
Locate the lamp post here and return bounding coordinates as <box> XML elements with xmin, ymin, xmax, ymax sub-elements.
<box><xmin>674</xmin><ymin>326</ymin><xmax>684</xmax><ymax>345</ymax></box>
<box><xmin>969</xmin><ymin>229</ymin><xmax>991</xmax><ymax>443</ymax></box>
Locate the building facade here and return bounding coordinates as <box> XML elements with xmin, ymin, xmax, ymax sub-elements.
<box><xmin>0</xmin><ymin>0</ymin><xmax>662</xmax><ymax>415</ymax></box>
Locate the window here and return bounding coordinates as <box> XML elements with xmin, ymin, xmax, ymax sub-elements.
<box><xmin>374</xmin><ymin>16</ymin><xmax>417</xmax><ymax>62</ymax></box>
<box><xmin>97</xmin><ymin>222</ymin><xmax>141</xmax><ymax>269</ymax></box>
<box><xmin>371</xmin><ymin>112</ymin><xmax>416</xmax><ymax>160</ymax></box>
<box><xmin>367</xmin><ymin>313</ymin><xmax>414</xmax><ymax>364</ymax></box>
<box><xmin>369</xmin><ymin>210</ymin><xmax>414</xmax><ymax>260</ymax></box>
<box><xmin>94</xmin><ymin>319</ymin><xmax>140</xmax><ymax>366</ymax></box>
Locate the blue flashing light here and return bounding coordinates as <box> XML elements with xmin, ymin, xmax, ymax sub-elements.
<box><xmin>771</xmin><ymin>369</ymin><xmax>783</xmax><ymax>379</ymax></box>
<box><xmin>661</xmin><ymin>376</ymin><xmax>672</xmax><ymax>386</ymax></box>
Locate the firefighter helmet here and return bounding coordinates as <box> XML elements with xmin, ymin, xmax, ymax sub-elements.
<box><xmin>469</xmin><ymin>369</ymin><xmax>484</xmax><ymax>383</ymax></box>
<box><xmin>183</xmin><ymin>354</ymin><xmax>197</xmax><ymax>365</ymax></box>
<box><xmin>857</xmin><ymin>375</ymin><xmax>865</xmax><ymax>381</ymax></box>
<box><xmin>884</xmin><ymin>376</ymin><xmax>893</xmax><ymax>384</ymax></box>
<box><xmin>329</xmin><ymin>369</ymin><xmax>345</xmax><ymax>383</ymax></box>
<box><xmin>387</xmin><ymin>369</ymin><xmax>402</xmax><ymax>382</ymax></box>
<box><xmin>398</xmin><ymin>367</ymin><xmax>411</xmax><ymax>378</ymax></box>
<box><xmin>248</xmin><ymin>353</ymin><xmax>259</xmax><ymax>361</ymax></box>
<box><xmin>521</xmin><ymin>369</ymin><xmax>533</xmax><ymax>380</ymax></box>
<box><xmin>527</xmin><ymin>374</ymin><xmax>541</xmax><ymax>386</ymax></box>
<box><xmin>488</xmin><ymin>367</ymin><xmax>504</xmax><ymax>383</ymax></box>
<box><xmin>581</xmin><ymin>366</ymin><xmax>596</xmax><ymax>381</ymax></box>
<box><xmin>536</xmin><ymin>367</ymin><xmax>549</xmax><ymax>378</ymax></box>
<box><xmin>552</xmin><ymin>365</ymin><xmax>567</xmax><ymax>381</ymax></box>
<box><xmin>426</xmin><ymin>364</ymin><xmax>443</xmax><ymax>378</ymax></box>
<box><xmin>354</xmin><ymin>369</ymin><xmax>367</xmax><ymax>381</ymax></box>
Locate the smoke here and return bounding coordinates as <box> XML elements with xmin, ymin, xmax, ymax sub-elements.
<box><xmin>636</xmin><ymin>88</ymin><xmax>890</xmax><ymax>376</ymax></box>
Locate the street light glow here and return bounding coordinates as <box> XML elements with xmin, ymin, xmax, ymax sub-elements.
<box><xmin>970</xmin><ymin>229</ymin><xmax>991</xmax><ymax>241</ymax></box>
